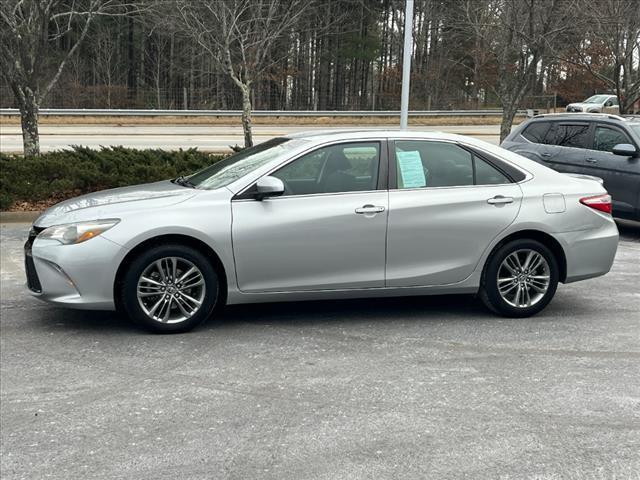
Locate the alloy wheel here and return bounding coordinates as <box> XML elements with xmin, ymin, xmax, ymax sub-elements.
<box><xmin>136</xmin><ymin>257</ymin><xmax>206</xmax><ymax>324</ymax></box>
<box><xmin>497</xmin><ymin>249</ymin><xmax>550</xmax><ymax>308</ymax></box>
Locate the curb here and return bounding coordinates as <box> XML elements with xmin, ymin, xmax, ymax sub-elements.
<box><xmin>0</xmin><ymin>211</ymin><xmax>41</xmax><ymax>224</ymax></box>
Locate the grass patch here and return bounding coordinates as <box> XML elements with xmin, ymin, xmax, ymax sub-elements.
<box><xmin>0</xmin><ymin>146</ymin><xmax>227</xmax><ymax>211</ymax></box>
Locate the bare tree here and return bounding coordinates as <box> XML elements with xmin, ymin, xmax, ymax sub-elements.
<box><xmin>461</xmin><ymin>0</ymin><xmax>577</xmax><ymax>142</ymax></box>
<box><xmin>93</xmin><ymin>20</ymin><xmax>123</xmax><ymax>108</ymax></box>
<box><xmin>173</xmin><ymin>0</ymin><xmax>315</xmax><ymax>147</ymax></box>
<box><xmin>557</xmin><ymin>0</ymin><xmax>640</xmax><ymax>113</ymax></box>
<box><xmin>0</xmin><ymin>0</ymin><xmax>141</xmax><ymax>156</ymax></box>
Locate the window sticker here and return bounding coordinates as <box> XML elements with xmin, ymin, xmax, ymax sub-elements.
<box><xmin>396</xmin><ymin>150</ymin><xmax>426</xmax><ymax>188</ymax></box>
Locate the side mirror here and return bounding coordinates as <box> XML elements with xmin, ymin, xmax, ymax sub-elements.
<box><xmin>604</xmin><ymin>101</ymin><xmax>612</xmax><ymax>107</ymax></box>
<box><xmin>611</xmin><ymin>143</ymin><xmax>638</xmax><ymax>157</ymax></box>
<box><xmin>255</xmin><ymin>176</ymin><xmax>285</xmax><ymax>200</ymax></box>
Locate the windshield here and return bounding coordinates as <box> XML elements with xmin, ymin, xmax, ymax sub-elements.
<box><xmin>188</xmin><ymin>138</ymin><xmax>304</xmax><ymax>190</ymax></box>
<box><xmin>629</xmin><ymin>124</ymin><xmax>640</xmax><ymax>138</ymax></box>
<box><xmin>583</xmin><ymin>95</ymin><xmax>609</xmax><ymax>104</ymax></box>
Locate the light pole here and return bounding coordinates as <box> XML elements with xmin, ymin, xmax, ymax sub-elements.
<box><xmin>400</xmin><ymin>0</ymin><xmax>414</xmax><ymax>129</ymax></box>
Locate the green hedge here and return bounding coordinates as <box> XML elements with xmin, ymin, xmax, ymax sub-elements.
<box><xmin>0</xmin><ymin>147</ymin><xmax>227</xmax><ymax>210</ymax></box>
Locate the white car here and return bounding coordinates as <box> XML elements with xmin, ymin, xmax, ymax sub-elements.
<box><xmin>566</xmin><ymin>95</ymin><xmax>619</xmax><ymax>114</ymax></box>
<box><xmin>25</xmin><ymin>130</ymin><xmax>619</xmax><ymax>333</ymax></box>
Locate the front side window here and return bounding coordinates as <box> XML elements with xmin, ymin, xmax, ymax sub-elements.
<box><xmin>393</xmin><ymin>141</ymin><xmax>510</xmax><ymax>189</ymax></box>
<box><xmin>271</xmin><ymin>142</ymin><xmax>380</xmax><ymax>196</ymax></box>
<box><xmin>593</xmin><ymin>126</ymin><xmax>631</xmax><ymax>152</ymax></box>
<box><xmin>545</xmin><ymin>124</ymin><xmax>590</xmax><ymax>148</ymax></box>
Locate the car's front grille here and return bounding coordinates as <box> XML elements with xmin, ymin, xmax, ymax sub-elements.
<box><xmin>24</xmin><ymin>226</ymin><xmax>45</xmax><ymax>293</ymax></box>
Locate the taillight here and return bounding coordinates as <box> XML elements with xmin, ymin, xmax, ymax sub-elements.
<box><xmin>580</xmin><ymin>194</ymin><xmax>612</xmax><ymax>214</ymax></box>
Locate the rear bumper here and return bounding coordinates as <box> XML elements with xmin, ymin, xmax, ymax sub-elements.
<box><xmin>557</xmin><ymin>219</ymin><xmax>619</xmax><ymax>283</ymax></box>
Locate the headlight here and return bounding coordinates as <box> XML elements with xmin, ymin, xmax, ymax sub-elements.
<box><xmin>38</xmin><ymin>219</ymin><xmax>120</xmax><ymax>245</ymax></box>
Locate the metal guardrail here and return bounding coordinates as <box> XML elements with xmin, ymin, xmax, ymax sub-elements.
<box><xmin>0</xmin><ymin>108</ymin><xmax>524</xmax><ymax>117</ymax></box>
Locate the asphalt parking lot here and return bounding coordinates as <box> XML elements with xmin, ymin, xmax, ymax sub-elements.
<box><xmin>1</xmin><ymin>221</ymin><xmax>639</xmax><ymax>479</ymax></box>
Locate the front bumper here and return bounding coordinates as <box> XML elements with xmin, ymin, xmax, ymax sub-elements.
<box><xmin>25</xmin><ymin>227</ymin><xmax>126</xmax><ymax>310</ymax></box>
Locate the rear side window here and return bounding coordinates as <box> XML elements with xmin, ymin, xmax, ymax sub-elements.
<box><xmin>522</xmin><ymin>122</ymin><xmax>550</xmax><ymax>143</ymax></box>
<box><xmin>395</xmin><ymin>141</ymin><xmax>473</xmax><ymax>188</ymax></box>
<box><xmin>475</xmin><ymin>157</ymin><xmax>511</xmax><ymax>185</ymax></box>
<box><xmin>393</xmin><ymin>141</ymin><xmax>512</xmax><ymax>189</ymax></box>
<box><xmin>545</xmin><ymin>124</ymin><xmax>590</xmax><ymax>148</ymax></box>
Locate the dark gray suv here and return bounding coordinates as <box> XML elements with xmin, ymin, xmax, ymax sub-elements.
<box><xmin>502</xmin><ymin>114</ymin><xmax>640</xmax><ymax>220</ymax></box>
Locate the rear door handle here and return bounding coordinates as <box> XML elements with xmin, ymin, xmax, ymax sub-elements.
<box><xmin>586</xmin><ymin>157</ymin><xmax>598</xmax><ymax>164</ymax></box>
<box><xmin>355</xmin><ymin>204</ymin><xmax>385</xmax><ymax>214</ymax></box>
<box><xmin>541</xmin><ymin>153</ymin><xmax>551</xmax><ymax>158</ymax></box>
<box><xmin>487</xmin><ymin>195</ymin><xmax>514</xmax><ymax>205</ymax></box>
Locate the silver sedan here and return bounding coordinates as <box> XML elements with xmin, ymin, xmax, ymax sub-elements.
<box><xmin>25</xmin><ymin>130</ymin><xmax>619</xmax><ymax>332</ymax></box>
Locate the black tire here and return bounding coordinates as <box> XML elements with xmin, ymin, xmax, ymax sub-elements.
<box><xmin>120</xmin><ymin>244</ymin><xmax>219</xmax><ymax>333</ymax></box>
<box><xmin>479</xmin><ymin>239</ymin><xmax>559</xmax><ymax>318</ymax></box>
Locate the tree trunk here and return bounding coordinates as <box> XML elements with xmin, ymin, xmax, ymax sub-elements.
<box><xmin>127</xmin><ymin>16</ymin><xmax>136</xmax><ymax>94</ymax></box>
<box><xmin>499</xmin><ymin>101</ymin><xmax>519</xmax><ymax>143</ymax></box>
<box><xmin>240</xmin><ymin>84</ymin><xmax>253</xmax><ymax>148</ymax></box>
<box><xmin>20</xmin><ymin>89</ymin><xmax>40</xmax><ymax>157</ymax></box>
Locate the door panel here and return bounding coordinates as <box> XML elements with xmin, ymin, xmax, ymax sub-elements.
<box><xmin>232</xmin><ymin>192</ymin><xmax>388</xmax><ymax>292</ymax></box>
<box><xmin>549</xmin><ymin>146</ymin><xmax>586</xmax><ymax>173</ymax></box>
<box><xmin>386</xmin><ymin>185</ymin><xmax>522</xmax><ymax>286</ymax></box>
<box><xmin>585</xmin><ymin>125</ymin><xmax>640</xmax><ymax>217</ymax></box>
<box><xmin>386</xmin><ymin>139</ymin><xmax>523</xmax><ymax>287</ymax></box>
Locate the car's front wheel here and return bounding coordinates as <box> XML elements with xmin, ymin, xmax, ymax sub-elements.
<box><xmin>120</xmin><ymin>244</ymin><xmax>219</xmax><ymax>333</ymax></box>
<box><xmin>479</xmin><ymin>239</ymin><xmax>559</xmax><ymax>317</ymax></box>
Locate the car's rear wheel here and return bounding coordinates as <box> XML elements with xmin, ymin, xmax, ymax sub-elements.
<box><xmin>120</xmin><ymin>244</ymin><xmax>219</xmax><ymax>333</ymax></box>
<box><xmin>479</xmin><ymin>239</ymin><xmax>559</xmax><ymax>317</ymax></box>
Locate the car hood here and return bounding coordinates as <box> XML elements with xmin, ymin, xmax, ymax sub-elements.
<box><xmin>35</xmin><ymin>180</ymin><xmax>199</xmax><ymax>227</ymax></box>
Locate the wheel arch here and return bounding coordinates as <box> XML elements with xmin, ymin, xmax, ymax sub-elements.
<box><xmin>483</xmin><ymin>229</ymin><xmax>568</xmax><ymax>283</ymax></box>
<box><xmin>113</xmin><ymin>234</ymin><xmax>228</xmax><ymax>310</ymax></box>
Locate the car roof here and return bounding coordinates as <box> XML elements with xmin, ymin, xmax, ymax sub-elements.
<box><xmin>528</xmin><ymin>113</ymin><xmax>627</xmax><ymax>122</ymax></box>
<box><xmin>522</xmin><ymin>114</ymin><xmax>640</xmax><ymax>134</ymax></box>
<box><xmin>283</xmin><ymin>128</ymin><xmax>472</xmax><ymax>143</ymax></box>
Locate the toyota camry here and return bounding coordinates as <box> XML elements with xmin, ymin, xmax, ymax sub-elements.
<box><xmin>25</xmin><ymin>130</ymin><xmax>619</xmax><ymax>332</ymax></box>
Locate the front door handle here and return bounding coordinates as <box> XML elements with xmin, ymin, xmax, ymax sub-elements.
<box><xmin>355</xmin><ymin>204</ymin><xmax>385</xmax><ymax>214</ymax></box>
<box><xmin>541</xmin><ymin>153</ymin><xmax>551</xmax><ymax>158</ymax></box>
<box><xmin>487</xmin><ymin>195</ymin><xmax>514</xmax><ymax>205</ymax></box>
<box><xmin>586</xmin><ymin>157</ymin><xmax>598</xmax><ymax>164</ymax></box>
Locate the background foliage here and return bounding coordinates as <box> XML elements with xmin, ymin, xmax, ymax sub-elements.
<box><xmin>0</xmin><ymin>147</ymin><xmax>225</xmax><ymax>210</ymax></box>
<box><xmin>4</xmin><ymin>0</ymin><xmax>633</xmax><ymax>112</ymax></box>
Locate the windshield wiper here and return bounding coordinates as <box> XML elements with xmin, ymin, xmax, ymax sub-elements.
<box><xmin>172</xmin><ymin>175</ymin><xmax>196</xmax><ymax>188</ymax></box>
